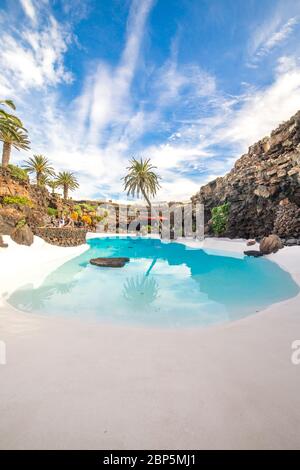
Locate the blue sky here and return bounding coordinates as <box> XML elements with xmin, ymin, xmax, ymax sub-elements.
<box><xmin>1</xmin><ymin>0</ymin><xmax>300</xmax><ymax>201</ymax></box>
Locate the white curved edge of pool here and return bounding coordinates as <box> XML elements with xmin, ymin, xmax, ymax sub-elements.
<box><xmin>1</xmin><ymin>233</ymin><xmax>300</xmax><ymax>311</ymax></box>
<box><xmin>0</xmin><ymin>235</ymin><xmax>89</xmax><ymax>307</ymax></box>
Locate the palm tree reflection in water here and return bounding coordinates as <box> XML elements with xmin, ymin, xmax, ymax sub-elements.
<box><xmin>10</xmin><ymin>280</ymin><xmax>77</xmax><ymax>312</ymax></box>
<box><xmin>123</xmin><ymin>275</ymin><xmax>159</xmax><ymax>309</ymax></box>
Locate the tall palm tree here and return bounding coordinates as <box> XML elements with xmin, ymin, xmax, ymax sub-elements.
<box><xmin>23</xmin><ymin>155</ymin><xmax>55</xmax><ymax>185</ymax></box>
<box><xmin>122</xmin><ymin>157</ymin><xmax>161</xmax><ymax>207</ymax></box>
<box><xmin>55</xmin><ymin>171</ymin><xmax>79</xmax><ymax>200</ymax></box>
<box><xmin>0</xmin><ymin>125</ymin><xmax>30</xmax><ymax>168</ymax></box>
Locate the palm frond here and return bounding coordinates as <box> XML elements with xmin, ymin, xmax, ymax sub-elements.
<box><xmin>23</xmin><ymin>155</ymin><xmax>55</xmax><ymax>175</ymax></box>
<box><xmin>0</xmin><ymin>99</ymin><xmax>16</xmax><ymax>110</ymax></box>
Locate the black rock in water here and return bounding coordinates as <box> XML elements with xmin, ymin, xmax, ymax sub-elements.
<box><xmin>90</xmin><ymin>257</ymin><xmax>130</xmax><ymax>268</ymax></box>
<box><xmin>244</xmin><ymin>250</ymin><xmax>263</xmax><ymax>257</ymax></box>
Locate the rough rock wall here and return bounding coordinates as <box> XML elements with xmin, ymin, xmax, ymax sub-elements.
<box><xmin>0</xmin><ymin>167</ymin><xmax>51</xmax><ymax>207</ymax></box>
<box><xmin>192</xmin><ymin>111</ymin><xmax>300</xmax><ymax>239</ymax></box>
<box><xmin>0</xmin><ymin>168</ymin><xmax>69</xmax><ymax>233</ymax></box>
<box><xmin>34</xmin><ymin>227</ymin><xmax>87</xmax><ymax>246</ymax></box>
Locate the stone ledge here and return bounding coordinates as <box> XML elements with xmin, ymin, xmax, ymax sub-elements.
<box><xmin>34</xmin><ymin>227</ymin><xmax>87</xmax><ymax>247</ymax></box>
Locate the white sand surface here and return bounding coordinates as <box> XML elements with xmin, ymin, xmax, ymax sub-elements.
<box><xmin>0</xmin><ymin>234</ymin><xmax>300</xmax><ymax>449</ymax></box>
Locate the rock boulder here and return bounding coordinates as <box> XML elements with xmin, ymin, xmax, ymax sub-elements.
<box><xmin>11</xmin><ymin>224</ymin><xmax>34</xmax><ymax>246</ymax></box>
<box><xmin>259</xmin><ymin>234</ymin><xmax>283</xmax><ymax>254</ymax></box>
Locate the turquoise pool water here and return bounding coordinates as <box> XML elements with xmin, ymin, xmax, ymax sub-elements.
<box><xmin>8</xmin><ymin>237</ymin><xmax>299</xmax><ymax>328</ymax></box>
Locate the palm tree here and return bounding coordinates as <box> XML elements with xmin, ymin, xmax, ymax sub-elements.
<box><xmin>0</xmin><ymin>125</ymin><xmax>30</xmax><ymax>168</ymax></box>
<box><xmin>55</xmin><ymin>171</ymin><xmax>79</xmax><ymax>200</ymax></box>
<box><xmin>0</xmin><ymin>100</ymin><xmax>23</xmax><ymax>133</ymax></box>
<box><xmin>23</xmin><ymin>155</ymin><xmax>55</xmax><ymax>186</ymax></box>
<box><xmin>0</xmin><ymin>100</ymin><xmax>28</xmax><ymax>167</ymax></box>
<box><xmin>38</xmin><ymin>174</ymin><xmax>58</xmax><ymax>192</ymax></box>
<box><xmin>47</xmin><ymin>178</ymin><xmax>58</xmax><ymax>194</ymax></box>
<box><xmin>122</xmin><ymin>157</ymin><xmax>161</xmax><ymax>207</ymax></box>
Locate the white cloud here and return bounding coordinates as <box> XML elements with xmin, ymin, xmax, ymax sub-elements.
<box><xmin>0</xmin><ymin>9</ymin><xmax>72</xmax><ymax>95</ymax></box>
<box><xmin>218</xmin><ymin>60</ymin><xmax>300</xmax><ymax>147</ymax></box>
<box><xmin>20</xmin><ymin>0</ymin><xmax>37</xmax><ymax>23</ymax></box>
<box><xmin>153</xmin><ymin>58</ymin><xmax>217</xmax><ymax>110</ymax></box>
<box><xmin>262</xmin><ymin>17</ymin><xmax>298</xmax><ymax>53</ymax></box>
<box><xmin>250</xmin><ymin>15</ymin><xmax>299</xmax><ymax>63</ymax></box>
<box><xmin>76</xmin><ymin>0</ymin><xmax>154</xmax><ymax>145</ymax></box>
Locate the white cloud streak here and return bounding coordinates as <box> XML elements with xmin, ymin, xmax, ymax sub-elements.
<box><xmin>250</xmin><ymin>15</ymin><xmax>299</xmax><ymax>63</ymax></box>
<box><xmin>75</xmin><ymin>0</ymin><xmax>154</xmax><ymax>145</ymax></box>
<box><xmin>20</xmin><ymin>0</ymin><xmax>36</xmax><ymax>23</ymax></box>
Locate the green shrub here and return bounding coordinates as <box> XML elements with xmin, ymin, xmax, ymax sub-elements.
<box><xmin>47</xmin><ymin>207</ymin><xmax>58</xmax><ymax>217</ymax></box>
<box><xmin>73</xmin><ymin>205</ymin><xmax>83</xmax><ymax>216</ymax></box>
<box><xmin>211</xmin><ymin>202</ymin><xmax>230</xmax><ymax>235</ymax></box>
<box><xmin>7</xmin><ymin>164</ymin><xmax>29</xmax><ymax>181</ymax></box>
<box><xmin>15</xmin><ymin>218</ymin><xmax>27</xmax><ymax>229</ymax></box>
<box><xmin>79</xmin><ymin>202</ymin><xmax>96</xmax><ymax>212</ymax></box>
<box><xmin>2</xmin><ymin>195</ymin><xmax>33</xmax><ymax>207</ymax></box>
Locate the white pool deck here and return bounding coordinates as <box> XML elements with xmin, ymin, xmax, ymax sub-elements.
<box><xmin>0</xmin><ymin>234</ymin><xmax>300</xmax><ymax>449</ymax></box>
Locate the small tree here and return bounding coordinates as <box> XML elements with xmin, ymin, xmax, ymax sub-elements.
<box><xmin>47</xmin><ymin>178</ymin><xmax>58</xmax><ymax>194</ymax></box>
<box><xmin>23</xmin><ymin>155</ymin><xmax>55</xmax><ymax>185</ymax></box>
<box><xmin>55</xmin><ymin>171</ymin><xmax>79</xmax><ymax>200</ymax></box>
<box><xmin>211</xmin><ymin>202</ymin><xmax>230</xmax><ymax>236</ymax></box>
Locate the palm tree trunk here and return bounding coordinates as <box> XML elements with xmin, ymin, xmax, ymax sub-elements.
<box><xmin>37</xmin><ymin>171</ymin><xmax>41</xmax><ymax>185</ymax></box>
<box><xmin>141</xmin><ymin>187</ymin><xmax>151</xmax><ymax>208</ymax></box>
<box><xmin>1</xmin><ymin>142</ymin><xmax>11</xmax><ymax>167</ymax></box>
<box><xmin>64</xmin><ymin>185</ymin><xmax>68</xmax><ymax>200</ymax></box>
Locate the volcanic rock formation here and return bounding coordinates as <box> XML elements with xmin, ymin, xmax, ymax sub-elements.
<box><xmin>192</xmin><ymin>111</ymin><xmax>300</xmax><ymax>241</ymax></box>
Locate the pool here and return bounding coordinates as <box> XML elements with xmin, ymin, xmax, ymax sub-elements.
<box><xmin>8</xmin><ymin>237</ymin><xmax>300</xmax><ymax>328</ymax></box>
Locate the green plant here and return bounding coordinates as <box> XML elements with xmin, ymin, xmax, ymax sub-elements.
<box><xmin>2</xmin><ymin>195</ymin><xmax>33</xmax><ymax>207</ymax></box>
<box><xmin>47</xmin><ymin>179</ymin><xmax>58</xmax><ymax>194</ymax></box>
<box><xmin>47</xmin><ymin>207</ymin><xmax>58</xmax><ymax>217</ymax></box>
<box><xmin>7</xmin><ymin>164</ymin><xmax>29</xmax><ymax>181</ymax></box>
<box><xmin>73</xmin><ymin>205</ymin><xmax>83</xmax><ymax>216</ymax></box>
<box><xmin>15</xmin><ymin>218</ymin><xmax>26</xmax><ymax>229</ymax></box>
<box><xmin>79</xmin><ymin>202</ymin><xmax>96</xmax><ymax>212</ymax></box>
<box><xmin>211</xmin><ymin>202</ymin><xmax>230</xmax><ymax>236</ymax></box>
